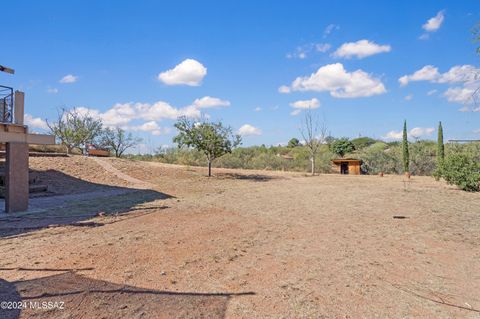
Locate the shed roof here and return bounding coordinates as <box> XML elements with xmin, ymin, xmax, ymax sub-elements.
<box><xmin>331</xmin><ymin>158</ymin><xmax>362</xmax><ymax>164</ymax></box>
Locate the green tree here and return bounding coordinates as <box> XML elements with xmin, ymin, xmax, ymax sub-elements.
<box><xmin>101</xmin><ymin>127</ymin><xmax>142</xmax><ymax>157</ymax></box>
<box><xmin>402</xmin><ymin>120</ymin><xmax>409</xmax><ymax>173</ymax></box>
<box><xmin>173</xmin><ymin>116</ymin><xmax>241</xmax><ymax>177</ymax></box>
<box><xmin>351</xmin><ymin>137</ymin><xmax>377</xmax><ymax>150</ymax></box>
<box><xmin>287</xmin><ymin>138</ymin><xmax>300</xmax><ymax>148</ymax></box>
<box><xmin>434</xmin><ymin>121</ymin><xmax>445</xmax><ymax>179</ymax></box>
<box><xmin>330</xmin><ymin>138</ymin><xmax>355</xmax><ymax>157</ymax></box>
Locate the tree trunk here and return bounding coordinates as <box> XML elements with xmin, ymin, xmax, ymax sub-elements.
<box><xmin>208</xmin><ymin>160</ymin><xmax>212</xmax><ymax>177</ymax></box>
<box><xmin>311</xmin><ymin>156</ymin><xmax>315</xmax><ymax>176</ymax></box>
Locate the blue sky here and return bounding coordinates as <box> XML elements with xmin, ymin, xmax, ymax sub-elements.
<box><xmin>2</xmin><ymin>1</ymin><xmax>479</xmax><ymax>152</ymax></box>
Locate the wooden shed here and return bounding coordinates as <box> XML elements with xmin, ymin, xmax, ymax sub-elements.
<box><xmin>331</xmin><ymin>158</ymin><xmax>362</xmax><ymax>175</ymax></box>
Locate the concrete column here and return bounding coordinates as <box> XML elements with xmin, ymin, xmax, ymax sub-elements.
<box><xmin>5</xmin><ymin>142</ymin><xmax>29</xmax><ymax>212</ymax></box>
<box><xmin>14</xmin><ymin>91</ymin><xmax>24</xmax><ymax>125</ymax></box>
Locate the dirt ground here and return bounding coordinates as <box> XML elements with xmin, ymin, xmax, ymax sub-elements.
<box><xmin>1</xmin><ymin>156</ymin><xmax>479</xmax><ymax>318</ymax></box>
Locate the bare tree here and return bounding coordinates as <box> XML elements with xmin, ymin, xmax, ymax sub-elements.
<box><xmin>300</xmin><ymin>110</ymin><xmax>327</xmax><ymax>175</ymax></box>
<box><xmin>101</xmin><ymin>127</ymin><xmax>141</xmax><ymax>157</ymax></box>
<box><xmin>47</xmin><ymin>108</ymin><xmax>102</xmax><ymax>154</ymax></box>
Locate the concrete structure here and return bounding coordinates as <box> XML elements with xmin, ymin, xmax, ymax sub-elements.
<box><xmin>5</xmin><ymin>142</ymin><xmax>29</xmax><ymax>212</ymax></box>
<box><xmin>331</xmin><ymin>158</ymin><xmax>362</xmax><ymax>175</ymax></box>
<box><xmin>0</xmin><ymin>90</ymin><xmax>55</xmax><ymax>212</ymax></box>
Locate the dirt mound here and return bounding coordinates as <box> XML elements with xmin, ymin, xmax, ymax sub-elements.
<box><xmin>29</xmin><ymin>156</ymin><xmax>133</xmax><ymax>195</ymax></box>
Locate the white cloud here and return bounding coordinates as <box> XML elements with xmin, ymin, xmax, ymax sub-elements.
<box><xmin>25</xmin><ymin>114</ymin><xmax>48</xmax><ymax>130</ymax></box>
<box><xmin>399</xmin><ymin>64</ymin><xmax>479</xmax><ymax>86</ymax></box>
<box><xmin>285</xmin><ymin>63</ymin><xmax>386</xmax><ymax>98</ymax></box>
<box><xmin>399</xmin><ymin>65</ymin><xmax>439</xmax><ymax>86</ymax></box>
<box><xmin>59</xmin><ymin>74</ymin><xmax>78</xmax><ymax>84</ymax></box>
<box><xmin>418</xmin><ymin>33</ymin><xmax>430</xmax><ymax>40</ymax></box>
<box><xmin>444</xmin><ymin>81</ymin><xmax>480</xmax><ymax>111</ymax></box>
<box><xmin>473</xmin><ymin>128</ymin><xmax>480</xmax><ymax>134</ymax></box>
<box><xmin>410</xmin><ymin>127</ymin><xmax>435</xmax><ymax>138</ymax></box>
<box><xmin>68</xmin><ymin>96</ymin><xmax>228</xmax><ymax>135</ymax></box>
<box><xmin>287</xmin><ymin>43</ymin><xmax>331</xmax><ymax>59</ymax></box>
<box><xmin>427</xmin><ymin>89</ymin><xmax>438</xmax><ymax>96</ymax></box>
<box><xmin>278</xmin><ymin>85</ymin><xmax>291</xmax><ymax>94</ymax></box>
<box><xmin>323</xmin><ymin>24</ymin><xmax>339</xmax><ymax>38</ymax></box>
<box><xmin>290</xmin><ymin>109</ymin><xmax>302</xmax><ymax>116</ymax></box>
<box><xmin>238</xmin><ymin>124</ymin><xmax>262</xmax><ymax>136</ymax></box>
<box><xmin>422</xmin><ymin>10</ymin><xmax>445</xmax><ymax>32</ymax></box>
<box><xmin>191</xmin><ymin>96</ymin><xmax>230</xmax><ymax>108</ymax></box>
<box><xmin>382</xmin><ymin>130</ymin><xmax>403</xmax><ymax>140</ymax></box>
<box><xmin>382</xmin><ymin>127</ymin><xmax>435</xmax><ymax>140</ymax></box>
<box><xmin>437</xmin><ymin>65</ymin><xmax>479</xmax><ymax>84</ymax></box>
<box><xmin>333</xmin><ymin>40</ymin><xmax>391</xmax><ymax>59</ymax></box>
<box><xmin>254</xmin><ymin>107</ymin><xmax>262</xmax><ymax>112</ymax></box>
<box><xmin>286</xmin><ymin>50</ymin><xmax>307</xmax><ymax>59</ymax></box>
<box><xmin>47</xmin><ymin>87</ymin><xmax>58</xmax><ymax>94</ymax></box>
<box><xmin>157</xmin><ymin>59</ymin><xmax>207</xmax><ymax>86</ymax></box>
<box><xmin>399</xmin><ymin>64</ymin><xmax>480</xmax><ymax>110</ymax></box>
<box><xmin>128</xmin><ymin>121</ymin><xmax>169</xmax><ymax>136</ymax></box>
<box><xmin>404</xmin><ymin>94</ymin><xmax>413</xmax><ymax>101</ymax></box>
<box><xmin>316</xmin><ymin>43</ymin><xmax>331</xmax><ymax>53</ymax></box>
<box><xmin>289</xmin><ymin>98</ymin><xmax>320</xmax><ymax>109</ymax></box>
<box><xmin>443</xmin><ymin>87</ymin><xmax>475</xmax><ymax>104</ymax></box>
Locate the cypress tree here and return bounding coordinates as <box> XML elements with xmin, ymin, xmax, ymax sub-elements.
<box><xmin>437</xmin><ymin>121</ymin><xmax>444</xmax><ymax>163</ymax></box>
<box><xmin>402</xmin><ymin>120</ymin><xmax>409</xmax><ymax>173</ymax></box>
<box><xmin>434</xmin><ymin>121</ymin><xmax>445</xmax><ymax>180</ymax></box>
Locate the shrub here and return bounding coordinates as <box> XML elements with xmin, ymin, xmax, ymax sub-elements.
<box><xmin>441</xmin><ymin>153</ymin><xmax>480</xmax><ymax>191</ymax></box>
<box><xmin>358</xmin><ymin>143</ymin><xmax>402</xmax><ymax>175</ymax></box>
<box><xmin>409</xmin><ymin>141</ymin><xmax>436</xmax><ymax>176</ymax></box>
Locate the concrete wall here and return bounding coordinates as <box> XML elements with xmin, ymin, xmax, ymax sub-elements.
<box><xmin>5</xmin><ymin>142</ymin><xmax>29</xmax><ymax>212</ymax></box>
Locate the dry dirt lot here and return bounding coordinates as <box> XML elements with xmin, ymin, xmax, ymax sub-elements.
<box><xmin>1</xmin><ymin>156</ymin><xmax>479</xmax><ymax>318</ymax></box>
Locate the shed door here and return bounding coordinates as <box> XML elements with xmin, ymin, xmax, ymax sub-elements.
<box><xmin>340</xmin><ymin>162</ymin><xmax>349</xmax><ymax>174</ymax></box>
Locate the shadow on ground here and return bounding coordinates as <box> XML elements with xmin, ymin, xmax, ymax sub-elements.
<box><xmin>216</xmin><ymin>172</ymin><xmax>281</xmax><ymax>182</ymax></box>
<box><xmin>0</xmin><ymin>169</ymin><xmax>173</xmax><ymax>238</ymax></box>
<box><xmin>0</xmin><ymin>272</ymin><xmax>254</xmax><ymax>319</ymax></box>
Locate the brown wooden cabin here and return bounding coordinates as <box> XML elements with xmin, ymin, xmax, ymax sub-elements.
<box><xmin>331</xmin><ymin>158</ymin><xmax>362</xmax><ymax>175</ymax></box>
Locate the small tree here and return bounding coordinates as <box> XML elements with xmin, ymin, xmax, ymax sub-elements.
<box><xmin>101</xmin><ymin>127</ymin><xmax>141</xmax><ymax>157</ymax></box>
<box><xmin>300</xmin><ymin>110</ymin><xmax>327</xmax><ymax>175</ymax></box>
<box><xmin>402</xmin><ymin>120</ymin><xmax>409</xmax><ymax>173</ymax></box>
<box><xmin>433</xmin><ymin>121</ymin><xmax>445</xmax><ymax>179</ymax></box>
<box><xmin>173</xmin><ymin>117</ymin><xmax>241</xmax><ymax>177</ymax></box>
<box><xmin>330</xmin><ymin>138</ymin><xmax>355</xmax><ymax>157</ymax></box>
<box><xmin>287</xmin><ymin>138</ymin><xmax>300</xmax><ymax>148</ymax></box>
<box><xmin>47</xmin><ymin>108</ymin><xmax>103</xmax><ymax>154</ymax></box>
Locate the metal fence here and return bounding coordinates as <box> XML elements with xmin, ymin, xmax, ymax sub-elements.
<box><xmin>0</xmin><ymin>85</ymin><xmax>13</xmax><ymax>123</ymax></box>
